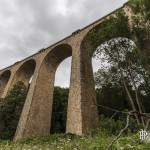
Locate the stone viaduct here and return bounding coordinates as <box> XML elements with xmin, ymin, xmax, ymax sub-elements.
<box><xmin>0</xmin><ymin>4</ymin><xmax>127</xmax><ymax>141</ymax></box>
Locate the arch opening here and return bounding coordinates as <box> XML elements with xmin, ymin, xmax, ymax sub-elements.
<box><xmin>80</xmin><ymin>8</ymin><xmax>139</xmax><ymax>120</ymax></box>
<box><xmin>80</xmin><ymin>10</ymin><xmax>133</xmax><ymax>129</ymax></box>
<box><xmin>92</xmin><ymin>37</ymin><xmax>135</xmax><ymax>114</ymax></box>
<box><xmin>0</xmin><ymin>70</ymin><xmax>11</xmax><ymax>98</ymax></box>
<box><xmin>91</xmin><ymin>36</ymin><xmax>150</xmax><ymax>132</ymax></box>
<box><xmin>51</xmin><ymin>57</ymin><xmax>71</xmax><ymax>134</ymax></box>
<box><xmin>44</xmin><ymin>44</ymin><xmax>72</xmax><ymax>134</ymax></box>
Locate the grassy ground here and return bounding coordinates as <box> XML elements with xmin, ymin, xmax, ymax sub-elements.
<box><xmin>0</xmin><ymin>129</ymin><xmax>150</xmax><ymax>150</ymax></box>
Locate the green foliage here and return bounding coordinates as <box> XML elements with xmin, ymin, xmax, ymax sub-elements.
<box><xmin>0</xmin><ymin>81</ymin><xmax>27</xmax><ymax>140</ymax></box>
<box><xmin>129</xmin><ymin>0</ymin><xmax>150</xmax><ymax>49</ymax></box>
<box><xmin>129</xmin><ymin>0</ymin><xmax>141</xmax><ymax>14</ymax></box>
<box><xmin>96</xmin><ymin>84</ymin><xmax>130</xmax><ymax>117</ymax></box>
<box><xmin>93</xmin><ymin>36</ymin><xmax>150</xmax><ymax>116</ymax></box>
<box><xmin>88</xmin><ymin>10</ymin><xmax>131</xmax><ymax>52</ymax></box>
<box><xmin>99</xmin><ymin>115</ymin><xmax>142</xmax><ymax>135</ymax></box>
<box><xmin>129</xmin><ymin>0</ymin><xmax>150</xmax><ymax>18</ymax></box>
<box><xmin>51</xmin><ymin>87</ymin><xmax>69</xmax><ymax>133</ymax></box>
<box><xmin>0</xmin><ymin>121</ymin><xmax>149</xmax><ymax>150</ymax></box>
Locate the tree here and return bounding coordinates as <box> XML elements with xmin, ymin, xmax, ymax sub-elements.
<box><xmin>91</xmin><ymin>0</ymin><xmax>150</xmax><ymax>128</ymax></box>
<box><xmin>94</xmin><ymin>37</ymin><xmax>150</xmax><ymax>126</ymax></box>
<box><xmin>0</xmin><ymin>81</ymin><xmax>27</xmax><ymax>140</ymax></box>
<box><xmin>50</xmin><ymin>87</ymin><xmax>69</xmax><ymax>133</ymax></box>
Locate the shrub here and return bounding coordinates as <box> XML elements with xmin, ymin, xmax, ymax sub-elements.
<box><xmin>0</xmin><ymin>81</ymin><xmax>27</xmax><ymax>140</ymax></box>
<box><xmin>99</xmin><ymin>114</ymin><xmax>142</xmax><ymax>135</ymax></box>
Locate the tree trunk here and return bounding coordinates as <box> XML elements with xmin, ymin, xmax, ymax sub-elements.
<box><xmin>122</xmin><ymin>76</ymin><xmax>140</xmax><ymax>125</ymax></box>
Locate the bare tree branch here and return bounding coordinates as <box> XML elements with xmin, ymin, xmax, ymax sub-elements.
<box><xmin>106</xmin><ymin>112</ymin><xmax>131</xmax><ymax>150</ymax></box>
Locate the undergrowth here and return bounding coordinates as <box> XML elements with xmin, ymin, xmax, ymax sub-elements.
<box><xmin>0</xmin><ymin>115</ymin><xmax>150</xmax><ymax>150</ymax></box>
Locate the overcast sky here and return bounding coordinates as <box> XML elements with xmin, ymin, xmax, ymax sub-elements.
<box><xmin>0</xmin><ymin>0</ymin><xmax>127</xmax><ymax>87</ymax></box>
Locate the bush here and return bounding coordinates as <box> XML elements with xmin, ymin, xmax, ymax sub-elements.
<box><xmin>99</xmin><ymin>114</ymin><xmax>142</xmax><ymax>135</ymax></box>
<box><xmin>50</xmin><ymin>87</ymin><xmax>69</xmax><ymax>133</ymax></box>
<box><xmin>0</xmin><ymin>81</ymin><xmax>27</xmax><ymax>140</ymax></box>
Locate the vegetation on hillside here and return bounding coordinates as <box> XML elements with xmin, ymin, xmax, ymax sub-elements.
<box><xmin>0</xmin><ymin>117</ymin><xmax>149</xmax><ymax>150</ymax></box>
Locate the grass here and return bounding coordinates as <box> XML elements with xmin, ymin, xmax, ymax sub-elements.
<box><xmin>0</xmin><ymin>114</ymin><xmax>150</xmax><ymax>150</ymax></box>
<box><xmin>0</xmin><ymin>129</ymin><xmax>150</xmax><ymax>150</ymax></box>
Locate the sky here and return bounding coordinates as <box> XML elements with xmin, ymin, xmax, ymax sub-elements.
<box><xmin>0</xmin><ymin>0</ymin><xmax>128</xmax><ymax>87</ymax></box>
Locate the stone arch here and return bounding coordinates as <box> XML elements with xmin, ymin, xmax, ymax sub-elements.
<box><xmin>45</xmin><ymin>45</ymin><xmax>72</xmax><ymax>132</ymax></box>
<box><xmin>43</xmin><ymin>44</ymin><xmax>72</xmax><ymax>133</ymax></box>
<box><xmin>36</xmin><ymin>43</ymin><xmax>72</xmax><ymax>130</ymax></box>
<box><xmin>80</xmin><ymin>5</ymin><xmax>149</xmax><ymax>127</ymax></box>
<box><xmin>14</xmin><ymin>44</ymin><xmax>72</xmax><ymax>140</ymax></box>
<box><xmin>78</xmin><ymin>8</ymin><xmax>138</xmax><ymax>131</ymax></box>
<box><xmin>0</xmin><ymin>70</ymin><xmax>11</xmax><ymax>98</ymax></box>
<box><xmin>12</xmin><ymin>59</ymin><xmax>36</xmax><ymax>89</ymax></box>
<box><xmin>43</xmin><ymin>44</ymin><xmax>72</xmax><ymax>71</ymax></box>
